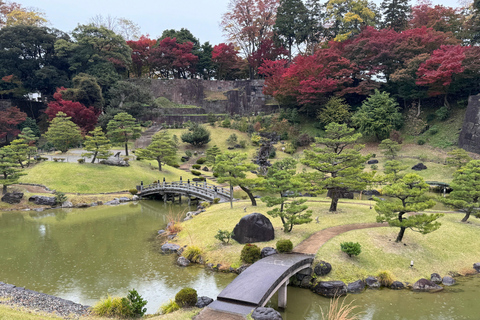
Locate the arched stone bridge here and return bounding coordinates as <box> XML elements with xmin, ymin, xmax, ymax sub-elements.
<box><xmin>136</xmin><ymin>180</ymin><xmax>232</xmax><ymax>203</ymax></box>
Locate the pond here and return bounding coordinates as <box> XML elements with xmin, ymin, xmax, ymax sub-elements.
<box><xmin>1</xmin><ymin>201</ymin><xmax>479</xmax><ymax>318</ymax></box>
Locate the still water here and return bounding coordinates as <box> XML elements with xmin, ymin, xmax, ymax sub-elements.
<box><xmin>1</xmin><ymin>201</ymin><xmax>479</xmax><ymax>318</ymax></box>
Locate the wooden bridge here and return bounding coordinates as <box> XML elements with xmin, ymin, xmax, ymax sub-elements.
<box><xmin>136</xmin><ymin>179</ymin><xmax>232</xmax><ymax>203</ymax></box>
<box><xmin>201</xmin><ymin>253</ymin><xmax>314</xmax><ymax>318</ymax></box>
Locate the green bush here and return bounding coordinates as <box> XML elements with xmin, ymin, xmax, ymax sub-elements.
<box><xmin>435</xmin><ymin>106</ymin><xmax>450</xmax><ymax>121</ymax></box>
<box><xmin>175</xmin><ymin>288</ymin><xmax>197</xmax><ymax>307</ymax></box>
<box><xmin>182</xmin><ymin>246</ymin><xmax>203</xmax><ymax>263</ymax></box>
<box><xmin>377</xmin><ymin>270</ymin><xmax>395</xmax><ymax>287</ymax></box>
<box><xmin>418</xmin><ymin>154</ymin><xmax>428</xmax><ymax>162</ymax></box>
<box><xmin>191</xmin><ymin>170</ymin><xmax>202</xmax><ymax>176</ymax></box>
<box><xmin>226</xmin><ymin>133</ymin><xmax>238</xmax><ymax>146</ymax></box>
<box><xmin>241</xmin><ymin>243</ymin><xmax>261</xmax><ymax>264</ymax></box>
<box><xmin>77</xmin><ymin>158</ymin><xmax>85</xmax><ymax>164</ymax></box>
<box><xmin>251</xmin><ymin>133</ymin><xmax>261</xmax><ymax>146</ymax></box>
<box><xmin>371</xmin><ymin>164</ymin><xmax>378</xmax><ymax>170</ymax></box>
<box><xmin>160</xmin><ymin>300</ymin><xmax>180</xmax><ymax>314</ymax></box>
<box><xmin>276</xmin><ymin>239</ymin><xmax>293</xmax><ymax>253</ymax></box>
<box><xmin>127</xmin><ymin>289</ymin><xmax>147</xmax><ymax>317</ymax></box>
<box><xmin>55</xmin><ymin>192</ymin><xmax>67</xmax><ymax>205</ymax></box>
<box><xmin>192</xmin><ymin>164</ymin><xmax>201</xmax><ymax>169</ymax></box>
<box><xmin>91</xmin><ymin>296</ymin><xmax>133</xmax><ymax>318</ymax></box>
<box><xmin>129</xmin><ymin>189</ymin><xmax>138</xmax><ymax>195</ymax></box>
<box><xmin>239</xmin><ymin>139</ymin><xmax>247</xmax><ymax>148</ymax></box>
<box><xmin>215</xmin><ymin>230</ymin><xmax>233</xmax><ymax>244</ymax></box>
<box><xmin>428</xmin><ymin>125</ymin><xmax>439</xmax><ymax>135</ymax></box>
<box><xmin>340</xmin><ymin>242</ymin><xmax>361</xmax><ymax>257</ymax></box>
<box><xmin>269</xmin><ymin>148</ymin><xmax>276</xmax><ymax>159</ymax></box>
<box><xmin>196</xmin><ymin>157</ymin><xmax>207</xmax><ymax>164</ymax></box>
<box><xmin>417</xmin><ymin>138</ymin><xmax>426</xmax><ymax>145</ymax></box>
<box><xmin>171</xmin><ymin>163</ymin><xmax>180</xmax><ymax>168</ymax></box>
<box><xmin>213</xmin><ymin>198</ymin><xmax>220</xmax><ymax>204</ymax></box>
<box><xmin>185</xmin><ymin>150</ymin><xmax>193</xmax><ymax>157</ymax></box>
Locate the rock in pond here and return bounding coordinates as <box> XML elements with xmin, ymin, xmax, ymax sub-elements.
<box><xmin>365</xmin><ymin>276</ymin><xmax>380</xmax><ymax>289</ymax></box>
<box><xmin>313</xmin><ymin>281</ymin><xmax>347</xmax><ymax>297</ymax></box>
<box><xmin>1</xmin><ymin>192</ymin><xmax>23</xmax><ymax>204</ymax></box>
<box><xmin>442</xmin><ymin>276</ymin><xmax>456</xmax><ymax>286</ymax></box>
<box><xmin>347</xmin><ymin>280</ymin><xmax>365</xmax><ymax>293</ymax></box>
<box><xmin>232</xmin><ymin>212</ymin><xmax>274</xmax><ymax>244</ymax></box>
<box><xmin>105</xmin><ymin>199</ymin><xmax>120</xmax><ymax>205</ymax></box>
<box><xmin>161</xmin><ymin>243</ymin><xmax>181</xmax><ymax>254</ymax></box>
<box><xmin>195</xmin><ymin>296</ymin><xmax>213</xmax><ymax>308</ymax></box>
<box><xmin>261</xmin><ymin>247</ymin><xmax>278</xmax><ymax>258</ymax></box>
<box><xmin>177</xmin><ymin>256</ymin><xmax>190</xmax><ymax>267</ymax></box>
<box><xmin>62</xmin><ymin>201</ymin><xmax>73</xmax><ymax>208</ymax></box>
<box><xmin>28</xmin><ymin>195</ymin><xmax>56</xmax><ymax>206</ymax></box>
<box><xmin>412</xmin><ymin>278</ymin><xmax>443</xmax><ymax>292</ymax></box>
<box><xmin>314</xmin><ymin>261</ymin><xmax>332</xmax><ymax>276</ymax></box>
<box><xmin>390</xmin><ymin>281</ymin><xmax>405</xmax><ymax>290</ymax></box>
<box><xmin>251</xmin><ymin>307</ymin><xmax>283</xmax><ymax>320</ymax></box>
<box><xmin>431</xmin><ymin>273</ymin><xmax>442</xmax><ymax>284</ymax></box>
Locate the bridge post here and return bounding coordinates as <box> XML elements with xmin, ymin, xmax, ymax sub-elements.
<box><xmin>278</xmin><ymin>279</ymin><xmax>289</xmax><ymax>309</ymax></box>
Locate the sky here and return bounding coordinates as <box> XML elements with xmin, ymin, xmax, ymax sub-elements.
<box><xmin>18</xmin><ymin>0</ymin><xmax>465</xmax><ymax>45</ymax></box>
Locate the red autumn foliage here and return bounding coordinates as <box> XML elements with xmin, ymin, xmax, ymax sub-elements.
<box><xmin>150</xmin><ymin>37</ymin><xmax>198</xmax><ymax>79</ymax></box>
<box><xmin>409</xmin><ymin>1</ymin><xmax>464</xmax><ymax>35</ymax></box>
<box><xmin>127</xmin><ymin>35</ymin><xmax>157</xmax><ymax>78</ymax></box>
<box><xmin>248</xmin><ymin>39</ymin><xmax>288</xmax><ymax>77</ymax></box>
<box><xmin>0</xmin><ymin>106</ymin><xmax>27</xmax><ymax>142</ymax></box>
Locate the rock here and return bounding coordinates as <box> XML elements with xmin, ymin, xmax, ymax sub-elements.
<box><xmin>313</xmin><ymin>281</ymin><xmax>347</xmax><ymax>298</ymax></box>
<box><xmin>132</xmin><ymin>195</ymin><xmax>139</xmax><ymax>201</ymax></box>
<box><xmin>157</xmin><ymin>230</ymin><xmax>166</xmax><ymax>235</ymax></box>
<box><xmin>362</xmin><ymin>189</ymin><xmax>380</xmax><ymax>196</ymax></box>
<box><xmin>365</xmin><ymin>276</ymin><xmax>380</xmax><ymax>289</ymax></box>
<box><xmin>442</xmin><ymin>276</ymin><xmax>456</xmax><ymax>286</ymax></box>
<box><xmin>412</xmin><ymin>163</ymin><xmax>427</xmax><ymax>171</ymax></box>
<box><xmin>61</xmin><ymin>201</ymin><xmax>73</xmax><ymax>208</ymax></box>
<box><xmin>177</xmin><ymin>256</ymin><xmax>190</xmax><ymax>267</ymax></box>
<box><xmin>296</xmin><ymin>267</ymin><xmax>313</xmax><ymax>281</ymax></box>
<box><xmin>251</xmin><ymin>171</ymin><xmax>258</xmax><ymax>174</ymax></box>
<box><xmin>234</xmin><ymin>144</ymin><xmax>243</xmax><ymax>149</ymax></box>
<box><xmin>261</xmin><ymin>247</ymin><xmax>278</xmax><ymax>258</ymax></box>
<box><xmin>251</xmin><ymin>307</ymin><xmax>282</xmax><ymax>320</ymax></box>
<box><xmin>347</xmin><ymin>280</ymin><xmax>365</xmax><ymax>293</ymax></box>
<box><xmin>195</xmin><ymin>296</ymin><xmax>213</xmax><ymax>308</ymax></box>
<box><xmin>202</xmin><ymin>166</ymin><xmax>209</xmax><ymax>172</ymax></box>
<box><xmin>232</xmin><ymin>212</ymin><xmax>274</xmax><ymax>244</ymax></box>
<box><xmin>192</xmin><ymin>178</ymin><xmax>204</xmax><ymax>182</ymax></box>
<box><xmin>314</xmin><ymin>261</ymin><xmax>332</xmax><ymax>276</ymax></box>
<box><xmin>236</xmin><ymin>265</ymin><xmax>249</xmax><ymax>274</ymax></box>
<box><xmin>75</xmin><ymin>203</ymin><xmax>89</xmax><ymax>208</ymax></box>
<box><xmin>474</xmin><ymin>263</ymin><xmax>480</xmax><ymax>273</ymax></box>
<box><xmin>183</xmin><ymin>216</ymin><xmax>192</xmax><ymax>221</ymax></box>
<box><xmin>197</xmin><ymin>204</ymin><xmax>205</xmax><ymax>210</ymax></box>
<box><xmin>118</xmin><ymin>197</ymin><xmax>130</xmax><ymax>202</ymax></box>
<box><xmin>412</xmin><ymin>278</ymin><xmax>443</xmax><ymax>292</ymax></box>
<box><xmin>161</xmin><ymin>243</ymin><xmax>181</xmax><ymax>254</ymax></box>
<box><xmin>100</xmin><ymin>159</ymin><xmax>130</xmax><ymax>167</ymax></box>
<box><xmin>181</xmin><ymin>156</ymin><xmax>190</xmax><ymax>162</ymax></box>
<box><xmin>430</xmin><ymin>273</ymin><xmax>442</xmax><ymax>284</ymax></box>
<box><xmin>28</xmin><ymin>195</ymin><xmax>56</xmax><ymax>206</ymax></box>
<box><xmin>367</xmin><ymin>159</ymin><xmax>379</xmax><ymax>164</ymax></box>
<box><xmin>300</xmin><ymin>276</ymin><xmax>313</xmax><ymax>288</ymax></box>
<box><xmin>105</xmin><ymin>199</ymin><xmax>120</xmax><ymax>205</ymax></box>
<box><xmin>390</xmin><ymin>281</ymin><xmax>405</xmax><ymax>290</ymax></box>
<box><xmin>90</xmin><ymin>202</ymin><xmax>98</xmax><ymax>207</ymax></box>
<box><xmin>227</xmin><ymin>146</ymin><xmax>235</xmax><ymax>150</ymax></box>
<box><xmin>1</xmin><ymin>193</ymin><xmax>23</xmax><ymax>204</ymax></box>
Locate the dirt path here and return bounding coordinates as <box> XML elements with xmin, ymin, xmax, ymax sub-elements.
<box><xmin>293</xmin><ymin>222</ymin><xmax>389</xmax><ymax>255</ymax></box>
<box><xmin>194</xmin><ymin>308</ymin><xmax>246</xmax><ymax>320</ymax></box>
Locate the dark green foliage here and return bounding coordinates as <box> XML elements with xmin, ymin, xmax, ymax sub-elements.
<box><xmin>191</xmin><ymin>170</ymin><xmax>202</xmax><ymax>176</ymax></box>
<box><xmin>428</xmin><ymin>125</ymin><xmax>439</xmax><ymax>135</ymax></box>
<box><xmin>340</xmin><ymin>242</ymin><xmax>361</xmax><ymax>257</ymax></box>
<box><xmin>268</xmin><ymin>148</ymin><xmax>276</xmax><ymax>159</ymax></box>
<box><xmin>380</xmin><ymin>0</ymin><xmax>410</xmax><ymax>31</ymax></box>
<box><xmin>435</xmin><ymin>106</ymin><xmax>450</xmax><ymax>121</ymax></box>
<box><xmin>44</xmin><ymin>112</ymin><xmax>83</xmax><ymax>153</ymax></box>
<box><xmin>129</xmin><ymin>189</ymin><xmax>138</xmax><ymax>195</ymax></box>
<box><xmin>379</xmin><ymin>139</ymin><xmax>401</xmax><ymax>159</ymax></box>
<box><xmin>174</xmin><ymin>288</ymin><xmax>197</xmax><ymax>307</ymax></box>
<box><xmin>213</xmin><ymin>198</ymin><xmax>220</xmax><ymax>204</ymax></box>
<box><xmin>54</xmin><ymin>192</ymin><xmax>67</xmax><ymax>205</ymax></box>
<box><xmin>196</xmin><ymin>157</ymin><xmax>207</xmax><ymax>164</ymax></box>
<box><xmin>417</xmin><ymin>138</ymin><xmax>426</xmax><ymax>145</ymax></box>
<box><xmin>181</xmin><ymin>123</ymin><xmax>211</xmax><ymax>147</ymax></box>
<box><xmin>240</xmin><ymin>244</ymin><xmax>261</xmax><ymax>264</ymax></box>
<box><xmin>317</xmin><ymin>97</ymin><xmax>351</xmax><ymax>126</ymax></box>
<box><xmin>77</xmin><ymin>159</ymin><xmax>85</xmax><ymax>164</ymax></box>
<box><xmin>192</xmin><ymin>164</ymin><xmax>201</xmax><ymax>169</ymax></box>
<box><xmin>226</xmin><ymin>133</ymin><xmax>238</xmax><ymax>146</ymax></box>
<box><xmin>127</xmin><ymin>289</ymin><xmax>147</xmax><ymax>317</ymax></box>
<box><xmin>276</xmin><ymin>239</ymin><xmax>293</xmax><ymax>253</ymax></box>
<box><xmin>106</xmin><ymin>112</ymin><xmax>141</xmax><ymax>156</ymax></box>
<box><xmin>214</xmin><ymin>230</ymin><xmax>233</xmax><ymax>244</ymax></box>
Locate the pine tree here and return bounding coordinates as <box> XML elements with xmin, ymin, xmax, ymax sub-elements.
<box><xmin>378</xmin><ymin>138</ymin><xmax>401</xmax><ymax>159</ymax></box>
<box><xmin>44</xmin><ymin>112</ymin><xmax>82</xmax><ymax>153</ymax></box>
<box><xmin>135</xmin><ymin>131</ymin><xmax>177</xmax><ymax>171</ymax></box>
<box><xmin>82</xmin><ymin>127</ymin><xmax>112</xmax><ymax>163</ymax></box>
<box><xmin>380</xmin><ymin>0</ymin><xmax>411</xmax><ymax>32</ymax></box>
<box><xmin>0</xmin><ymin>145</ymin><xmax>25</xmax><ymax>194</ymax></box>
<box><xmin>106</xmin><ymin>112</ymin><xmax>141</xmax><ymax>156</ymax></box>
<box><xmin>8</xmin><ymin>138</ymin><xmax>28</xmax><ymax>168</ymax></box>
<box><xmin>206</xmin><ymin>145</ymin><xmax>221</xmax><ymax>165</ymax></box>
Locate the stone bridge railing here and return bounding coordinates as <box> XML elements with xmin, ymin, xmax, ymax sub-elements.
<box><xmin>136</xmin><ymin>180</ymin><xmax>231</xmax><ymax>202</ymax></box>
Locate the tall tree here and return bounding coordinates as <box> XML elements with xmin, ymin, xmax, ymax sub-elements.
<box><xmin>301</xmin><ymin>122</ymin><xmax>372</xmax><ymax>212</ymax></box>
<box><xmin>409</xmin><ymin>2</ymin><xmax>464</xmax><ymax>38</ymax></box>
<box><xmin>381</xmin><ymin>0</ymin><xmax>410</xmax><ymax>31</ymax></box>
<box><xmin>7</xmin><ymin>138</ymin><xmax>28</xmax><ymax>168</ymax></box>
<box><xmin>375</xmin><ymin>173</ymin><xmax>442</xmax><ymax>242</ymax></box>
<box><xmin>135</xmin><ymin>131</ymin><xmax>177</xmax><ymax>171</ymax></box>
<box><xmin>213</xmin><ymin>151</ymin><xmax>260</xmax><ymax>207</ymax></box>
<box><xmin>378</xmin><ymin>138</ymin><xmax>401</xmax><ymax>159</ymax></box>
<box><xmin>81</xmin><ymin>127</ymin><xmax>112</xmax><ymax>163</ymax></box>
<box><xmin>0</xmin><ymin>106</ymin><xmax>26</xmax><ymax>143</ymax></box>
<box><xmin>60</xmin><ymin>73</ymin><xmax>104</xmax><ymax>112</ymax></box>
<box><xmin>44</xmin><ymin>112</ymin><xmax>83</xmax><ymax>153</ymax></box>
<box><xmin>127</xmin><ymin>35</ymin><xmax>157</xmax><ymax>78</ymax></box>
<box><xmin>212</xmin><ymin>43</ymin><xmax>241</xmax><ymax>80</ymax></box>
<box><xmin>206</xmin><ymin>145</ymin><xmax>221</xmax><ymax>165</ymax></box>
<box><xmin>446</xmin><ymin>148</ymin><xmax>472</xmax><ymax>170</ymax></box>
<box><xmin>181</xmin><ymin>123</ymin><xmax>211</xmax><ymax>147</ymax></box>
<box><xmin>104</xmin><ymin>80</ymin><xmax>153</xmax><ymax>119</ymax></box>
<box><xmin>0</xmin><ymin>1</ymin><xmax>46</xmax><ymax>27</ymax></box>
<box><xmin>150</xmin><ymin>37</ymin><xmax>198</xmax><ymax>79</ymax></box>
<box><xmin>89</xmin><ymin>14</ymin><xmax>140</xmax><ymax>40</ymax></box>
<box><xmin>441</xmin><ymin>160</ymin><xmax>480</xmax><ymax>223</ymax></box>
<box><xmin>17</xmin><ymin>126</ymin><xmax>37</xmax><ymax>167</ymax></box>
<box><xmin>0</xmin><ymin>144</ymin><xmax>25</xmax><ymax>194</ymax></box>
<box><xmin>261</xmin><ymin>158</ymin><xmax>312</xmax><ymax>232</ymax></box>
<box><xmin>106</xmin><ymin>112</ymin><xmax>141</xmax><ymax>156</ymax></box>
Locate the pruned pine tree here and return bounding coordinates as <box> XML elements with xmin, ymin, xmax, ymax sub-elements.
<box><xmin>135</xmin><ymin>131</ymin><xmax>177</xmax><ymax>171</ymax></box>
<box><xmin>82</xmin><ymin>127</ymin><xmax>112</xmax><ymax>163</ymax></box>
<box><xmin>0</xmin><ymin>145</ymin><xmax>25</xmax><ymax>194</ymax></box>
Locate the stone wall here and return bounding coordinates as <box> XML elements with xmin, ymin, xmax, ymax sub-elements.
<box><xmin>458</xmin><ymin>94</ymin><xmax>480</xmax><ymax>154</ymax></box>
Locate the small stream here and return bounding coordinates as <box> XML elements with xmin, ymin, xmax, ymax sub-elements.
<box><xmin>0</xmin><ymin>201</ymin><xmax>479</xmax><ymax>318</ymax></box>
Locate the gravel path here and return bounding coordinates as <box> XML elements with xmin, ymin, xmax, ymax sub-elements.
<box><xmin>0</xmin><ymin>282</ymin><xmax>91</xmax><ymax>319</ymax></box>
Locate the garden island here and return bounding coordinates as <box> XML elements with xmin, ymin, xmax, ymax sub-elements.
<box><xmin>1</xmin><ymin>0</ymin><xmax>480</xmax><ymax>319</ymax></box>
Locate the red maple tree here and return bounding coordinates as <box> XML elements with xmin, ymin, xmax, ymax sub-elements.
<box><xmin>0</xmin><ymin>106</ymin><xmax>27</xmax><ymax>143</ymax></box>
<box><xmin>127</xmin><ymin>35</ymin><xmax>157</xmax><ymax>78</ymax></box>
<box><xmin>212</xmin><ymin>43</ymin><xmax>241</xmax><ymax>80</ymax></box>
<box><xmin>150</xmin><ymin>37</ymin><xmax>198</xmax><ymax>79</ymax></box>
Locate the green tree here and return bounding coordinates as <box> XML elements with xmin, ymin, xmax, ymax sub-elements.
<box><xmin>352</xmin><ymin>90</ymin><xmax>403</xmax><ymax>141</ymax></box>
<box><xmin>441</xmin><ymin>160</ymin><xmax>480</xmax><ymax>223</ymax></box>
<box><xmin>106</xmin><ymin>112</ymin><xmax>141</xmax><ymax>156</ymax></box>
<box><xmin>181</xmin><ymin>123</ymin><xmax>211</xmax><ymax>147</ymax></box>
<box><xmin>261</xmin><ymin>158</ymin><xmax>312</xmax><ymax>232</ymax></box>
<box><xmin>317</xmin><ymin>96</ymin><xmax>351</xmax><ymax>127</ymax></box>
<box><xmin>302</xmin><ymin>123</ymin><xmax>372</xmax><ymax>212</ymax></box>
<box><xmin>378</xmin><ymin>138</ymin><xmax>401</xmax><ymax>159</ymax></box>
<box><xmin>380</xmin><ymin>0</ymin><xmax>410</xmax><ymax>31</ymax></box>
<box><xmin>8</xmin><ymin>138</ymin><xmax>28</xmax><ymax>168</ymax></box>
<box><xmin>0</xmin><ymin>144</ymin><xmax>25</xmax><ymax>194</ymax></box>
<box><xmin>44</xmin><ymin>112</ymin><xmax>82</xmax><ymax>153</ymax></box>
<box><xmin>375</xmin><ymin>173</ymin><xmax>442</xmax><ymax>242</ymax></box>
<box><xmin>135</xmin><ymin>131</ymin><xmax>178</xmax><ymax>171</ymax></box>
<box><xmin>446</xmin><ymin>148</ymin><xmax>472</xmax><ymax>170</ymax></box>
<box><xmin>206</xmin><ymin>145</ymin><xmax>221</xmax><ymax>165</ymax></box>
<box><xmin>60</xmin><ymin>73</ymin><xmax>104</xmax><ymax>112</ymax></box>
<box><xmin>81</xmin><ymin>127</ymin><xmax>112</xmax><ymax>163</ymax></box>
<box><xmin>383</xmin><ymin>160</ymin><xmax>408</xmax><ymax>183</ymax></box>
<box><xmin>213</xmin><ymin>151</ymin><xmax>261</xmax><ymax>208</ymax></box>
<box><xmin>18</xmin><ymin>127</ymin><xmax>38</xmax><ymax>167</ymax></box>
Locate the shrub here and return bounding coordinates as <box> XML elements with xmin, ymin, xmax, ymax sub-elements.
<box><xmin>181</xmin><ymin>123</ymin><xmax>211</xmax><ymax>146</ymax></box>
<box><xmin>276</xmin><ymin>239</ymin><xmax>293</xmax><ymax>253</ymax></box>
<box><xmin>196</xmin><ymin>157</ymin><xmax>207</xmax><ymax>164</ymax></box>
<box><xmin>91</xmin><ymin>296</ymin><xmax>133</xmax><ymax>318</ymax></box>
<box><xmin>241</xmin><ymin>243</ymin><xmax>261</xmax><ymax>264</ymax></box>
<box><xmin>269</xmin><ymin>148</ymin><xmax>276</xmax><ymax>159</ymax></box>
<box><xmin>340</xmin><ymin>242</ymin><xmax>361</xmax><ymax>257</ymax></box>
<box><xmin>377</xmin><ymin>270</ymin><xmax>395</xmax><ymax>287</ymax></box>
<box><xmin>417</xmin><ymin>138</ymin><xmax>426</xmax><ymax>145</ymax></box>
<box><xmin>221</xmin><ymin>117</ymin><xmax>231</xmax><ymax>128</ymax></box>
<box><xmin>389</xmin><ymin>130</ymin><xmax>403</xmax><ymax>144</ymax></box>
<box><xmin>191</xmin><ymin>170</ymin><xmax>202</xmax><ymax>176</ymax></box>
<box><xmin>251</xmin><ymin>132</ymin><xmax>261</xmax><ymax>146</ymax></box>
<box><xmin>435</xmin><ymin>106</ymin><xmax>450</xmax><ymax>121</ymax></box>
<box><xmin>183</xmin><ymin>246</ymin><xmax>203</xmax><ymax>263</ymax></box>
<box><xmin>123</xmin><ymin>157</ymin><xmax>129</xmax><ymax>162</ymax></box>
<box><xmin>175</xmin><ymin>288</ymin><xmax>197</xmax><ymax>307</ymax></box>
<box><xmin>428</xmin><ymin>125</ymin><xmax>439</xmax><ymax>135</ymax></box>
<box><xmin>171</xmin><ymin>163</ymin><xmax>180</xmax><ymax>168</ymax></box>
<box><xmin>55</xmin><ymin>192</ymin><xmax>67</xmax><ymax>205</ymax></box>
<box><xmin>371</xmin><ymin>164</ymin><xmax>378</xmax><ymax>170</ymax></box>
<box><xmin>185</xmin><ymin>150</ymin><xmax>193</xmax><ymax>157</ymax></box>
<box><xmin>295</xmin><ymin>133</ymin><xmax>314</xmax><ymax>147</ymax></box>
<box><xmin>127</xmin><ymin>289</ymin><xmax>147</xmax><ymax>317</ymax></box>
<box><xmin>239</xmin><ymin>139</ymin><xmax>247</xmax><ymax>148</ymax></box>
<box><xmin>226</xmin><ymin>133</ymin><xmax>238</xmax><ymax>146</ymax></box>
<box><xmin>215</xmin><ymin>230</ymin><xmax>233</xmax><ymax>244</ymax></box>
<box><xmin>213</xmin><ymin>198</ymin><xmax>220</xmax><ymax>204</ymax></box>
<box><xmin>426</xmin><ymin>113</ymin><xmax>436</xmax><ymax>122</ymax></box>
<box><xmin>284</xmin><ymin>142</ymin><xmax>296</xmax><ymax>154</ymax></box>
<box><xmin>160</xmin><ymin>299</ymin><xmax>180</xmax><ymax>314</ymax></box>
<box><xmin>129</xmin><ymin>188</ymin><xmax>138</xmax><ymax>195</ymax></box>
<box><xmin>77</xmin><ymin>158</ymin><xmax>85</xmax><ymax>164</ymax></box>
<box><xmin>192</xmin><ymin>164</ymin><xmax>201</xmax><ymax>169</ymax></box>
<box><xmin>418</xmin><ymin>154</ymin><xmax>428</xmax><ymax>162</ymax></box>
<box><xmin>200</xmin><ymin>201</ymin><xmax>210</xmax><ymax>208</ymax></box>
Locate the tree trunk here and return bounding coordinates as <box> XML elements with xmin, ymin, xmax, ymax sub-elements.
<box><xmin>230</xmin><ymin>183</ymin><xmax>233</xmax><ymax>209</ymax></box>
<box><xmin>396</xmin><ymin>227</ymin><xmax>406</xmax><ymax>242</ymax></box>
<box><xmin>18</xmin><ymin>160</ymin><xmax>24</xmax><ymax>169</ymax></box>
<box><xmin>157</xmin><ymin>158</ymin><xmax>162</xmax><ymax>171</ymax></box>
<box><xmin>461</xmin><ymin>211</ymin><xmax>471</xmax><ymax>222</ymax></box>
<box><xmin>2</xmin><ymin>184</ymin><xmax>7</xmax><ymax>194</ymax></box>
<box><xmin>329</xmin><ymin>189</ymin><xmax>338</xmax><ymax>212</ymax></box>
<box><xmin>91</xmin><ymin>151</ymin><xmax>98</xmax><ymax>163</ymax></box>
<box><xmin>239</xmin><ymin>185</ymin><xmax>257</xmax><ymax>206</ymax></box>
<box><xmin>124</xmin><ymin>141</ymin><xmax>129</xmax><ymax>156</ymax></box>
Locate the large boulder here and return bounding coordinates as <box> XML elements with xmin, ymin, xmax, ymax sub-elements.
<box><xmin>261</xmin><ymin>247</ymin><xmax>278</xmax><ymax>258</ymax></box>
<box><xmin>442</xmin><ymin>276</ymin><xmax>456</xmax><ymax>286</ymax></box>
<box><xmin>195</xmin><ymin>296</ymin><xmax>213</xmax><ymax>308</ymax></box>
<box><xmin>314</xmin><ymin>261</ymin><xmax>332</xmax><ymax>276</ymax></box>
<box><xmin>1</xmin><ymin>193</ymin><xmax>23</xmax><ymax>204</ymax></box>
<box><xmin>347</xmin><ymin>280</ymin><xmax>365</xmax><ymax>293</ymax></box>
<box><xmin>474</xmin><ymin>262</ymin><xmax>480</xmax><ymax>273</ymax></box>
<box><xmin>313</xmin><ymin>281</ymin><xmax>347</xmax><ymax>297</ymax></box>
<box><xmin>177</xmin><ymin>256</ymin><xmax>190</xmax><ymax>267</ymax></box>
<box><xmin>232</xmin><ymin>213</ymin><xmax>274</xmax><ymax>244</ymax></box>
<box><xmin>251</xmin><ymin>307</ymin><xmax>282</xmax><ymax>320</ymax></box>
<box><xmin>28</xmin><ymin>195</ymin><xmax>56</xmax><ymax>206</ymax></box>
<box><xmin>161</xmin><ymin>243</ymin><xmax>182</xmax><ymax>254</ymax></box>
<box><xmin>412</xmin><ymin>278</ymin><xmax>443</xmax><ymax>292</ymax></box>
<box><xmin>365</xmin><ymin>276</ymin><xmax>380</xmax><ymax>289</ymax></box>
<box><xmin>430</xmin><ymin>273</ymin><xmax>442</xmax><ymax>284</ymax></box>
<box><xmin>367</xmin><ymin>159</ymin><xmax>379</xmax><ymax>164</ymax></box>
<box><xmin>390</xmin><ymin>281</ymin><xmax>405</xmax><ymax>290</ymax></box>
<box><xmin>412</xmin><ymin>163</ymin><xmax>427</xmax><ymax>171</ymax></box>
<box><xmin>100</xmin><ymin>159</ymin><xmax>129</xmax><ymax>167</ymax></box>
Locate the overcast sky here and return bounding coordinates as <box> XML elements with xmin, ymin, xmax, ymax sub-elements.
<box><xmin>19</xmin><ymin>0</ymin><xmax>465</xmax><ymax>45</ymax></box>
